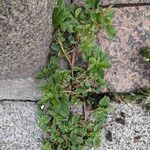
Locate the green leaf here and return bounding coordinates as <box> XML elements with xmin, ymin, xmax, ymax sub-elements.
<box><xmin>85</xmin><ymin>81</ymin><xmax>91</xmax><ymax>88</ymax></box>
<box><xmin>96</xmin><ymin>111</ymin><xmax>106</xmax><ymax>123</ymax></box>
<box><xmin>93</xmin><ymin>134</ymin><xmax>100</xmax><ymax>145</ymax></box>
<box><xmin>52</xmin><ymin>0</ymin><xmax>70</xmax><ymax>27</ymax></box>
<box><xmin>51</xmin><ymin>43</ymin><xmax>61</xmax><ymax>51</ymax></box>
<box><xmin>106</xmin><ymin>10</ymin><xmax>115</xmax><ymax>20</ymax></box>
<box><xmin>86</xmin><ymin>138</ymin><xmax>93</xmax><ymax>145</ymax></box>
<box><xmin>68</xmin><ymin>35</ymin><xmax>77</xmax><ymax>45</ymax></box>
<box><xmin>85</xmin><ymin>0</ymin><xmax>100</xmax><ymax>9</ymax></box>
<box><xmin>77</xmin><ymin>145</ymin><xmax>84</xmax><ymax>150</ymax></box>
<box><xmin>69</xmin><ymin>3</ymin><xmax>79</xmax><ymax>14</ymax></box>
<box><xmin>57</xmin><ymin>137</ymin><xmax>64</xmax><ymax>143</ymax></box>
<box><xmin>103</xmin><ymin>16</ymin><xmax>111</xmax><ymax>25</ymax></box>
<box><xmin>106</xmin><ymin>106</ymin><xmax>114</xmax><ymax>113</ymax></box>
<box><xmin>99</xmin><ymin>96</ymin><xmax>110</xmax><ymax>107</ymax></box>
<box><xmin>91</xmin><ymin>12</ymin><xmax>101</xmax><ymax>23</ymax></box>
<box><xmin>99</xmin><ymin>61</ymin><xmax>111</xmax><ymax>69</ymax></box>
<box><xmin>70</xmin><ymin>131</ymin><xmax>76</xmax><ymax>142</ymax></box>
<box><xmin>38</xmin><ymin>93</ymin><xmax>53</xmax><ymax>105</ymax></box>
<box><xmin>41</xmin><ymin>142</ymin><xmax>52</xmax><ymax>150</ymax></box>
<box><xmin>105</xmin><ymin>25</ymin><xmax>116</xmax><ymax>38</ymax></box>
<box><xmin>39</xmin><ymin>115</ymin><xmax>49</xmax><ymax>129</ymax></box>
<box><xmin>71</xmin><ymin>115</ymin><xmax>80</xmax><ymax>125</ymax></box>
<box><xmin>75</xmin><ymin>8</ymin><xmax>82</xmax><ymax>18</ymax></box>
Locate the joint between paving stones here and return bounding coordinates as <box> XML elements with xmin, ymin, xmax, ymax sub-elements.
<box><xmin>102</xmin><ymin>3</ymin><xmax>150</xmax><ymax>8</ymax></box>
<box><xmin>0</xmin><ymin>99</ymin><xmax>37</xmax><ymax>103</ymax></box>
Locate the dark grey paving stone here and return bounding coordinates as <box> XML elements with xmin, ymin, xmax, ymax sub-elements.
<box><xmin>0</xmin><ymin>101</ymin><xmax>43</xmax><ymax>150</ymax></box>
<box><xmin>0</xmin><ymin>78</ymin><xmax>42</xmax><ymax>100</ymax></box>
<box><xmin>0</xmin><ymin>0</ymin><xmax>56</xmax><ymax>79</ymax></box>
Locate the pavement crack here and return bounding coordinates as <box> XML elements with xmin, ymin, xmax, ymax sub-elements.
<box><xmin>0</xmin><ymin>99</ymin><xmax>37</xmax><ymax>103</ymax></box>
<box><xmin>103</xmin><ymin>3</ymin><xmax>150</xmax><ymax>8</ymax></box>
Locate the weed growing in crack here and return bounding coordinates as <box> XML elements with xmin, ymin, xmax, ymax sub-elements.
<box><xmin>36</xmin><ymin>0</ymin><xmax>115</xmax><ymax>149</ymax></box>
<box><xmin>115</xmin><ymin>88</ymin><xmax>150</xmax><ymax>112</ymax></box>
<box><xmin>141</xmin><ymin>47</ymin><xmax>150</xmax><ymax>63</ymax></box>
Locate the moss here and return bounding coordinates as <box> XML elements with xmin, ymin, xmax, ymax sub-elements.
<box><xmin>141</xmin><ymin>47</ymin><xmax>150</xmax><ymax>62</ymax></box>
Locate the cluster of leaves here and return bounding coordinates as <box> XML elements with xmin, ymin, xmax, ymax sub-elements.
<box><xmin>37</xmin><ymin>0</ymin><xmax>115</xmax><ymax>149</ymax></box>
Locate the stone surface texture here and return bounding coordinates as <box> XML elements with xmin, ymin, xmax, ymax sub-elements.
<box><xmin>99</xmin><ymin>6</ymin><xmax>150</xmax><ymax>92</ymax></box>
<box><xmin>100</xmin><ymin>0</ymin><xmax>150</xmax><ymax>5</ymax></box>
<box><xmin>0</xmin><ymin>0</ymin><xmax>56</xmax><ymax>79</ymax></box>
<box><xmin>0</xmin><ymin>101</ymin><xmax>43</xmax><ymax>150</ymax></box>
<box><xmin>95</xmin><ymin>102</ymin><xmax>150</xmax><ymax>150</ymax></box>
<box><xmin>0</xmin><ymin>78</ymin><xmax>42</xmax><ymax>100</ymax></box>
<box><xmin>75</xmin><ymin>0</ymin><xmax>150</xmax><ymax>6</ymax></box>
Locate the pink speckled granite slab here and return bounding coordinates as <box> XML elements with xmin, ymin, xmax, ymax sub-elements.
<box><xmin>99</xmin><ymin>6</ymin><xmax>150</xmax><ymax>92</ymax></box>
<box><xmin>100</xmin><ymin>0</ymin><xmax>150</xmax><ymax>5</ymax></box>
<box><xmin>75</xmin><ymin>0</ymin><xmax>150</xmax><ymax>6</ymax></box>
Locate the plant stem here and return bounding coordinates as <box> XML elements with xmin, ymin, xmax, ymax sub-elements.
<box><xmin>58</xmin><ymin>39</ymin><xmax>72</xmax><ymax>68</ymax></box>
<box><xmin>83</xmin><ymin>100</ymin><xmax>89</xmax><ymax>121</ymax></box>
<box><xmin>63</xmin><ymin>91</ymin><xmax>84</xmax><ymax>98</ymax></box>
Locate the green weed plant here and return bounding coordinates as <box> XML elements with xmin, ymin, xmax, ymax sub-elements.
<box><xmin>36</xmin><ymin>0</ymin><xmax>115</xmax><ymax>149</ymax></box>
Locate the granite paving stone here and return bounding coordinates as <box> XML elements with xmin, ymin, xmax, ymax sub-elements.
<box><xmin>0</xmin><ymin>101</ymin><xmax>43</xmax><ymax>150</ymax></box>
<box><xmin>75</xmin><ymin>0</ymin><xmax>150</xmax><ymax>6</ymax></box>
<box><xmin>95</xmin><ymin>102</ymin><xmax>150</xmax><ymax>150</ymax></box>
<box><xmin>0</xmin><ymin>78</ymin><xmax>42</xmax><ymax>100</ymax></box>
<box><xmin>0</xmin><ymin>0</ymin><xmax>56</xmax><ymax>79</ymax></box>
<box><xmin>100</xmin><ymin>0</ymin><xmax>150</xmax><ymax>5</ymax></box>
<box><xmin>99</xmin><ymin>6</ymin><xmax>150</xmax><ymax>92</ymax></box>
